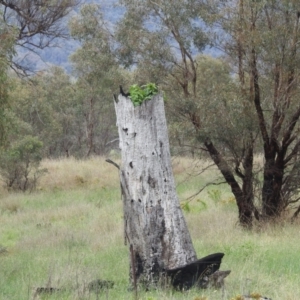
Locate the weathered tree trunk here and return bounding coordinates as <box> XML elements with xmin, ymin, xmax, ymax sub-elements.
<box><xmin>262</xmin><ymin>150</ymin><xmax>285</xmax><ymax>218</ymax></box>
<box><xmin>204</xmin><ymin>140</ymin><xmax>254</xmax><ymax>228</ymax></box>
<box><xmin>114</xmin><ymin>94</ymin><xmax>197</xmax><ymax>287</ymax></box>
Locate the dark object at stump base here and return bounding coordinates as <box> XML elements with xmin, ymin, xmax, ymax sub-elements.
<box><xmin>165</xmin><ymin>252</ymin><xmax>229</xmax><ymax>290</ymax></box>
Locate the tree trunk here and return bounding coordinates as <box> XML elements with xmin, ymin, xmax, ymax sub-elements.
<box><xmin>86</xmin><ymin>97</ymin><xmax>95</xmax><ymax>156</ymax></box>
<box><xmin>262</xmin><ymin>151</ymin><xmax>285</xmax><ymax>218</ymax></box>
<box><xmin>204</xmin><ymin>140</ymin><xmax>253</xmax><ymax>228</ymax></box>
<box><xmin>238</xmin><ymin>146</ymin><xmax>255</xmax><ymax>225</ymax></box>
<box><xmin>114</xmin><ymin>94</ymin><xmax>197</xmax><ymax>287</ymax></box>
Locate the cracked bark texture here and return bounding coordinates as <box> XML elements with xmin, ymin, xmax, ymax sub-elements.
<box><xmin>114</xmin><ymin>94</ymin><xmax>196</xmax><ymax>287</ymax></box>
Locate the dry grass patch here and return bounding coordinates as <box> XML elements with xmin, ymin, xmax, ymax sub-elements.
<box><xmin>0</xmin><ymin>194</ymin><xmax>22</xmax><ymax>214</ymax></box>
<box><xmin>1</xmin><ymin>156</ymin><xmax>300</xmax><ymax>299</ymax></box>
<box><xmin>172</xmin><ymin>157</ymin><xmax>218</xmax><ymax>178</ymax></box>
<box><xmin>39</xmin><ymin>156</ymin><xmax>120</xmax><ymax>191</ymax></box>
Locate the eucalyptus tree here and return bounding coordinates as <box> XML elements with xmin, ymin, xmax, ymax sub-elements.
<box><xmin>69</xmin><ymin>4</ymin><xmax>127</xmax><ymax>156</ymax></box>
<box><xmin>0</xmin><ymin>16</ymin><xmax>15</xmax><ymax>148</ymax></box>
<box><xmin>0</xmin><ymin>0</ymin><xmax>78</xmax><ymax>151</ymax></box>
<box><xmin>116</xmin><ymin>0</ymin><xmax>208</xmax><ymax>94</ymax></box>
<box><xmin>208</xmin><ymin>0</ymin><xmax>300</xmax><ymax>221</ymax></box>
<box><xmin>30</xmin><ymin>67</ymin><xmax>77</xmax><ymax>157</ymax></box>
<box><xmin>0</xmin><ymin>0</ymin><xmax>79</xmax><ymax>72</ymax></box>
<box><xmin>8</xmin><ymin>67</ymin><xmax>77</xmax><ymax>157</ymax></box>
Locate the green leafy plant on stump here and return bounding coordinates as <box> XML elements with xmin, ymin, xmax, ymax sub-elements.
<box><xmin>129</xmin><ymin>83</ymin><xmax>159</xmax><ymax>106</ymax></box>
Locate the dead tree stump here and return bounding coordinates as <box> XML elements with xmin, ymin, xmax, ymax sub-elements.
<box><xmin>114</xmin><ymin>94</ymin><xmax>197</xmax><ymax>287</ymax></box>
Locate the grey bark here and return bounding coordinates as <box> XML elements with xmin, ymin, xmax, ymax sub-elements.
<box><xmin>114</xmin><ymin>94</ymin><xmax>197</xmax><ymax>287</ymax></box>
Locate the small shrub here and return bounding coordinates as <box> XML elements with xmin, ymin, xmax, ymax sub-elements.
<box><xmin>0</xmin><ymin>135</ymin><xmax>47</xmax><ymax>192</ymax></box>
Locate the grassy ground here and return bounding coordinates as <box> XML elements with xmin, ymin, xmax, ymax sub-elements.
<box><xmin>0</xmin><ymin>157</ymin><xmax>300</xmax><ymax>300</ymax></box>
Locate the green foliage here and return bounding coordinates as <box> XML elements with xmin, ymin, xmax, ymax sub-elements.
<box><xmin>0</xmin><ymin>136</ymin><xmax>47</xmax><ymax>192</ymax></box>
<box><xmin>129</xmin><ymin>83</ymin><xmax>158</xmax><ymax>106</ymax></box>
<box><xmin>0</xmin><ymin>20</ymin><xmax>16</xmax><ymax>148</ymax></box>
<box><xmin>69</xmin><ymin>4</ymin><xmax>128</xmax><ymax>156</ymax></box>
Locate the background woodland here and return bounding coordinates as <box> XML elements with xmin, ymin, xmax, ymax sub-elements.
<box><xmin>2</xmin><ymin>0</ymin><xmax>300</xmax><ymax>227</ymax></box>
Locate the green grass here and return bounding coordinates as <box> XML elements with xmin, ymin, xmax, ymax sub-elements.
<box><xmin>0</xmin><ymin>157</ymin><xmax>300</xmax><ymax>299</ymax></box>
